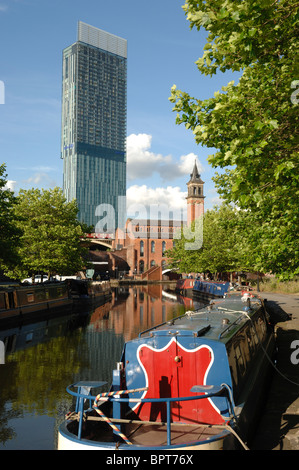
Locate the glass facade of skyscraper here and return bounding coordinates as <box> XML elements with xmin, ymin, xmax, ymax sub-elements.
<box><xmin>61</xmin><ymin>22</ymin><xmax>127</xmax><ymax>230</ymax></box>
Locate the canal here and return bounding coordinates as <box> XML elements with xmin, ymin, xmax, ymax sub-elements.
<box><xmin>0</xmin><ymin>284</ymin><xmax>206</xmax><ymax>450</ymax></box>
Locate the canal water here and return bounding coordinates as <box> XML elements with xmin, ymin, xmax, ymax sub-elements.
<box><xmin>0</xmin><ymin>284</ymin><xmax>206</xmax><ymax>450</ymax></box>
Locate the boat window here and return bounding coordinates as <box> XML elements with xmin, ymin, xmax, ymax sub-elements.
<box><xmin>255</xmin><ymin>315</ymin><xmax>267</xmax><ymax>342</ymax></box>
<box><xmin>0</xmin><ymin>294</ymin><xmax>6</xmax><ymax>309</ymax></box>
<box><xmin>242</xmin><ymin>330</ymin><xmax>251</xmax><ymax>364</ymax></box>
<box><xmin>246</xmin><ymin>326</ymin><xmax>257</xmax><ymax>355</ymax></box>
<box><xmin>248</xmin><ymin>324</ymin><xmax>259</xmax><ymax>350</ymax></box>
<box><xmin>227</xmin><ymin>345</ymin><xmax>238</xmax><ymax>392</ymax></box>
<box><xmin>27</xmin><ymin>293</ymin><xmax>34</xmax><ymax>303</ymax></box>
<box><xmin>235</xmin><ymin>344</ymin><xmax>246</xmax><ymax>376</ymax></box>
<box><xmin>7</xmin><ymin>292</ymin><xmax>16</xmax><ymax>308</ymax></box>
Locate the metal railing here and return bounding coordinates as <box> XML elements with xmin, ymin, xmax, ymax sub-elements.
<box><xmin>65</xmin><ymin>382</ymin><xmax>235</xmax><ymax>447</ymax></box>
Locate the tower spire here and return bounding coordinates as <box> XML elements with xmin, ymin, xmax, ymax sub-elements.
<box><xmin>186</xmin><ymin>160</ymin><xmax>205</xmax><ymax>226</ymax></box>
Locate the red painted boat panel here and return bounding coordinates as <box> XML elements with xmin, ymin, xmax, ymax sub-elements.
<box><xmin>134</xmin><ymin>337</ymin><xmax>224</xmax><ymax>425</ymax></box>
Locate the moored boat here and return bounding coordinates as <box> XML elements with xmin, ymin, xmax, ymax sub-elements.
<box><xmin>192</xmin><ymin>280</ymin><xmax>230</xmax><ymax>298</ymax></box>
<box><xmin>0</xmin><ymin>280</ymin><xmax>112</xmax><ymax>325</ymax></box>
<box><xmin>67</xmin><ymin>279</ymin><xmax>112</xmax><ymax>310</ymax></box>
<box><xmin>175</xmin><ymin>278</ymin><xmax>195</xmax><ymax>296</ymax></box>
<box><xmin>0</xmin><ymin>282</ymin><xmax>72</xmax><ymax>325</ymax></box>
<box><xmin>58</xmin><ymin>291</ymin><xmax>275</xmax><ymax>450</ymax></box>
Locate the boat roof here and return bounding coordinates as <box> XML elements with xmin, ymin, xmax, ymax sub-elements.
<box><xmin>139</xmin><ymin>293</ymin><xmax>263</xmax><ymax>345</ymax></box>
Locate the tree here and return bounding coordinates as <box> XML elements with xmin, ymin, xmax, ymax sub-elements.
<box><xmin>166</xmin><ymin>205</ymin><xmax>249</xmax><ymax>275</ymax></box>
<box><xmin>170</xmin><ymin>0</ymin><xmax>299</xmax><ymax>279</ymax></box>
<box><xmin>0</xmin><ymin>164</ymin><xmax>22</xmax><ymax>273</ymax></box>
<box><xmin>13</xmin><ymin>187</ymin><xmax>86</xmax><ymax>279</ymax></box>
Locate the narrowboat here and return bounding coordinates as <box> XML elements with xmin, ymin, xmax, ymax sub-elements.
<box><xmin>192</xmin><ymin>280</ymin><xmax>230</xmax><ymax>298</ymax></box>
<box><xmin>0</xmin><ymin>282</ymin><xmax>72</xmax><ymax>325</ymax></box>
<box><xmin>67</xmin><ymin>279</ymin><xmax>112</xmax><ymax>310</ymax></box>
<box><xmin>0</xmin><ymin>280</ymin><xmax>112</xmax><ymax>326</ymax></box>
<box><xmin>58</xmin><ymin>291</ymin><xmax>275</xmax><ymax>450</ymax></box>
<box><xmin>175</xmin><ymin>278</ymin><xmax>195</xmax><ymax>297</ymax></box>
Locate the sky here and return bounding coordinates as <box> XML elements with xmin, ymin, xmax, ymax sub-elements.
<box><xmin>0</xmin><ymin>0</ymin><xmax>239</xmax><ymax>217</ymax></box>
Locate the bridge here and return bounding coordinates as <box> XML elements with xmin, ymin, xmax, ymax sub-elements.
<box><xmin>80</xmin><ymin>234</ymin><xmax>113</xmax><ymax>250</ymax></box>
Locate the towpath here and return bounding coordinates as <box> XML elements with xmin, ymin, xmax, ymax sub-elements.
<box><xmin>251</xmin><ymin>291</ymin><xmax>299</xmax><ymax>450</ymax></box>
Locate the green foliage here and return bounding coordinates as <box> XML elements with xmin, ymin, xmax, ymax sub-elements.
<box><xmin>0</xmin><ymin>164</ymin><xmax>22</xmax><ymax>272</ymax></box>
<box><xmin>12</xmin><ymin>187</ymin><xmax>86</xmax><ymax>278</ymax></box>
<box><xmin>166</xmin><ymin>205</ymin><xmax>249</xmax><ymax>274</ymax></box>
<box><xmin>170</xmin><ymin>0</ymin><xmax>299</xmax><ymax>279</ymax></box>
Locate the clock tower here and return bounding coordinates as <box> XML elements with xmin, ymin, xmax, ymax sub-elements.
<box><xmin>186</xmin><ymin>161</ymin><xmax>205</xmax><ymax>226</ymax></box>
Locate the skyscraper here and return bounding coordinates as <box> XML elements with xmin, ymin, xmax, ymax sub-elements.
<box><xmin>61</xmin><ymin>21</ymin><xmax>127</xmax><ymax>230</ymax></box>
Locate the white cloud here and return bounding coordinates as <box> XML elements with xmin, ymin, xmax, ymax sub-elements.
<box><xmin>23</xmin><ymin>172</ymin><xmax>59</xmax><ymax>189</ymax></box>
<box><xmin>126</xmin><ymin>133</ymin><xmax>172</xmax><ymax>181</ymax></box>
<box><xmin>178</xmin><ymin>153</ymin><xmax>202</xmax><ymax>176</ymax></box>
<box><xmin>127</xmin><ymin>184</ymin><xmax>187</xmax><ymax>219</ymax></box>
<box><xmin>126</xmin><ymin>133</ymin><xmax>203</xmax><ymax>182</ymax></box>
<box><xmin>4</xmin><ymin>180</ymin><xmax>16</xmax><ymax>191</ymax></box>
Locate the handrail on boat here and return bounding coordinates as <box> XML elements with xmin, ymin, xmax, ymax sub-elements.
<box><xmin>65</xmin><ymin>382</ymin><xmax>235</xmax><ymax>446</ymax></box>
<box><xmin>138</xmin><ymin>304</ymin><xmax>208</xmax><ymax>337</ymax></box>
<box><xmin>138</xmin><ymin>313</ymin><xmax>185</xmax><ymax>337</ymax></box>
<box><xmin>218</xmin><ymin>314</ymin><xmax>247</xmax><ymax>340</ymax></box>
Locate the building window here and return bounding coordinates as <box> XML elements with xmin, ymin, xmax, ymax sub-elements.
<box><xmin>151</xmin><ymin>241</ymin><xmax>155</xmax><ymax>253</ymax></box>
<box><xmin>140</xmin><ymin>240</ymin><xmax>144</xmax><ymax>257</ymax></box>
<box><xmin>139</xmin><ymin>260</ymin><xmax>144</xmax><ymax>273</ymax></box>
<box><xmin>150</xmin><ymin>260</ymin><xmax>155</xmax><ymax>267</ymax></box>
<box><xmin>162</xmin><ymin>241</ymin><xmax>166</xmax><ymax>256</ymax></box>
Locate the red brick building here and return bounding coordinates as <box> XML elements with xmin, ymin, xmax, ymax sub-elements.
<box><xmin>112</xmin><ymin>219</ymin><xmax>183</xmax><ymax>276</ymax></box>
<box><xmin>110</xmin><ymin>161</ymin><xmax>205</xmax><ymax>278</ymax></box>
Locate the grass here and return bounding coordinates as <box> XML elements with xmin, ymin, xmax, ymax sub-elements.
<box><xmin>254</xmin><ymin>278</ymin><xmax>299</xmax><ymax>294</ymax></box>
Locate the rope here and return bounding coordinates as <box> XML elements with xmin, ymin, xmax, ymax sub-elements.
<box><xmin>224</xmin><ymin>424</ymin><xmax>249</xmax><ymax>450</ymax></box>
<box><xmin>242</xmin><ymin>310</ymin><xmax>299</xmax><ymax>387</ymax></box>
<box><xmin>93</xmin><ymin>405</ymin><xmax>133</xmax><ymax>446</ymax></box>
<box><xmin>94</xmin><ymin>387</ymin><xmax>147</xmax><ymax>402</ymax></box>
<box><xmin>93</xmin><ymin>387</ymin><xmax>147</xmax><ymax>446</ymax></box>
<box><xmin>219</xmin><ymin>305</ymin><xmax>299</xmax><ymax>387</ymax></box>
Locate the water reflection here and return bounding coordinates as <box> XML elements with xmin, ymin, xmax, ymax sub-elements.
<box><xmin>0</xmin><ymin>285</ymin><xmax>206</xmax><ymax>449</ymax></box>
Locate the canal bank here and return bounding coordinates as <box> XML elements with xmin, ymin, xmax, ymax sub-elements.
<box><xmin>252</xmin><ymin>291</ymin><xmax>299</xmax><ymax>450</ymax></box>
